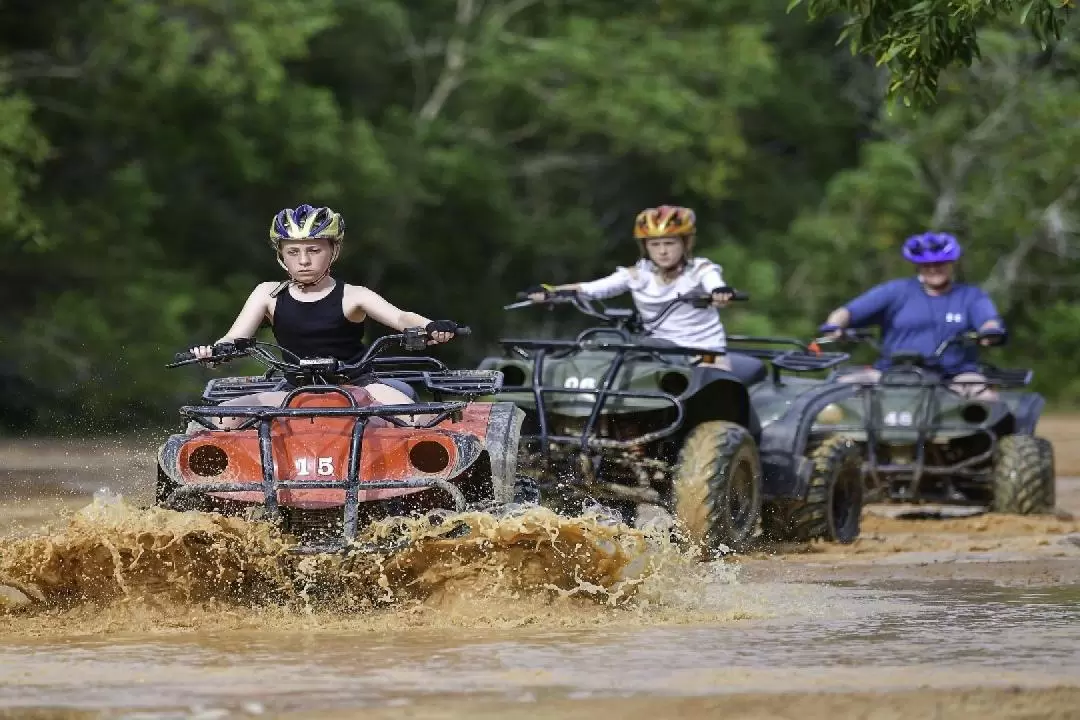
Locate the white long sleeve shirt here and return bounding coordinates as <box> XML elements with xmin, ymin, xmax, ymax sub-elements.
<box><xmin>577</xmin><ymin>257</ymin><xmax>728</xmax><ymax>352</ymax></box>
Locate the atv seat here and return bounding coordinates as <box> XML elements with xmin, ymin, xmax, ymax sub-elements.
<box><xmin>726</xmin><ymin>352</ymin><xmax>767</xmax><ymax>386</ymax></box>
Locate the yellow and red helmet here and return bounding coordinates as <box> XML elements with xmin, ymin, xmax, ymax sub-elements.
<box><xmin>633</xmin><ymin>205</ymin><xmax>697</xmax><ymax>240</ymax></box>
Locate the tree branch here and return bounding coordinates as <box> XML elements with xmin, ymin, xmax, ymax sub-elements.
<box><xmin>417</xmin><ymin>0</ymin><xmax>479</xmax><ymax>124</ymax></box>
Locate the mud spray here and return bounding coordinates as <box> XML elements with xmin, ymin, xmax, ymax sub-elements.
<box><xmin>0</xmin><ymin>495</ymin><xmax>746</xmax><ymax>637</ymax></box>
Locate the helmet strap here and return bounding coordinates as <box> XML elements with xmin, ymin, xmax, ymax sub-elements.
<box><xmin>272</xmin><ymin>241</ymin><xmax>340</xmax><ymax>293</ymax></box>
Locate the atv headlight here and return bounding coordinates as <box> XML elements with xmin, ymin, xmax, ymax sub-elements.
<box><xmin>189</xmin><ymin>444</ymin><xmax>229</xmax><ymax>477</ymax></box>
<box><xmin>815</xmin><ymin>403</ymin><xmax>845</xmax><ymax>425</ymax></box>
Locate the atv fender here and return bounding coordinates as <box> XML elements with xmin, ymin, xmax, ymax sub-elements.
<box><xmin>757</xmin><ymin>382</ymin><xmax>860</xmax><ymax>499</ymax></box>
<box><xmin>1012</xmin><ymin>392</ymin><xmax>1046</xmax><ymax>435</ymax></box>
<box><xmin>483</xmin><ymin>401</ymin><xmax>526</xmax><ymax>504</ymax></box>
<box><xmin>684</xmin><ymin>370</ymin><xmax>761</xmax><ymax>438</ymax></box>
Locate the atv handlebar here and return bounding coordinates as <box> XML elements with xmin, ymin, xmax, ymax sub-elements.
<box><xmin>168</xmin><ymin>325</ymin><xmax>471</xmax><ymax>370</ymax></box>
<box><xmin>505</xmin><ymin>287</ymin><xmax>748</xmax><ymax>336</ymax></box>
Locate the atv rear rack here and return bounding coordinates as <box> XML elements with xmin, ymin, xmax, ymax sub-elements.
<box><xmin>725</xmin><ymin>335</ymin><xmax>850</xmax><ymax>380</ymax></box>
<box><xmin>168</xmin><ymin>386</ymin><xmax>471</xmax><ymax>554</ymax></box>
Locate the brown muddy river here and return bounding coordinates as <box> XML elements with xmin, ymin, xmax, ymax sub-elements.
<box><xmin>2</xmin><ymin>438</ymin><xmax>1080</xmax><ymax>720</ymax></box>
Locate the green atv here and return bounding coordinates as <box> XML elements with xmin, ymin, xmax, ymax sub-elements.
<box><xmin>804</xmin><ymin>328</ymin><xmax>1055</xmax><ymax>514</ymax></box>
<box><xmin>477</xmin><ymin>290</ymin><xmax>864</xmax><ymax>554</ymax></box>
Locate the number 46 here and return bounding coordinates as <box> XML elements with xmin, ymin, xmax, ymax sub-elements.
<box><xmin>296</xmin><ymin>457</ymin><xmax>335</xmax><ymax>476</ymax></box>
<box><xmin>884</xmin><ymin>411</ymin><xmax>913</xmax><ymax>426</ymax></box>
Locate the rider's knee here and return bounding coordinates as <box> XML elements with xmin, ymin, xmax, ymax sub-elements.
<box><xmin>836</xmin><ymin>367</ymin><xmax>882</xmax><ymax>384</ymax></box>
<box><xmin>949</xmin><ymin>372</ymin><xmax>998</xmax><ymax>400</ymax></box>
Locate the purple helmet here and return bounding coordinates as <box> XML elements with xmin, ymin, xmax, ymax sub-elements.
<box><xmin>901</xmin><ymin>232</ymin><xmax>961</xmax><ymax>264</ymax></box>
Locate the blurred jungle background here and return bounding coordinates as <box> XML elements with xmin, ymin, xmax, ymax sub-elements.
<box><xmin>2</xmin><ymin>0</ymin><xmax>1078</xmax><ymax>434</ymax></box>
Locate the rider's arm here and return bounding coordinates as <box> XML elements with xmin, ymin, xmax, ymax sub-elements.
<box><xmin>216</xmin><ymin>282</ymin><xmax>276</xmax><ymax>342</ymax></box>
<box><xmin>348</xmin><ymin>286</ymin><xmax>431</xmax><ymax>330</ymax></box>
<box><xmin>696</xmin><ymin>260</ymin><xmax>725</xmax><ymax>292</ymax></box>
<box><xmin>576</xmin><ymin>267</ymin><xmax>632</xmax><ymax>300</ymax></box>
<box><xmin>826</xmin><ymin>280</ymin><xmax>903</xmax><ymax>329</ymax></box>
<box><xmin>969</xmin><ymin>289</ymin><xmax>1005</xmax><ymax>333</ymax></box>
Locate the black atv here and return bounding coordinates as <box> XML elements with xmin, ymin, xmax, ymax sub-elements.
<box><xmin>807</xmin><ymin>328</ymin><xmax>1056</xmax><ymax>514</ymax></box>
<box><xmin>477</xmin><ymin>289</ymin><xmax>865</xmax><ymax>555</ymax></box>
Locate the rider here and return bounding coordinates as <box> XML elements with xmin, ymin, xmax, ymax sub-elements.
<box><xmin>528</xmin><ymin>205</ymin><xmax>736</xmax><ymax>369</ymax></box>
<box><xmin>189</xmin><ymin>204</ymin><xmax>464</xmax><ymax>426</ymax></box>
<box><xmin>818</xmin><ymin>231</ymin><xmax>1005</xmax><ymax>399</ymax></box>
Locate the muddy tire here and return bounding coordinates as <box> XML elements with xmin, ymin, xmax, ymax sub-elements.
<box><xmin>154</xmin><ymin>465</ymin><xmax>217</xmax><ymax>513</ymax></box>
<box><xmin>154</xmin><ymin>465</ymin><xmax>177</xmax><ymax>507</ymax></box>
<box><xmin>513</xmin><ymin>474</ymin><xmax>541</xmax><ymax>505</ymax></box>
<box><xmin>762</xmin><ymin>435</ymin><xmax>864</xmax><ymax>544</ymax></box>
<box><xmin>673</xmin><ymin>421</ymin><xmax>762</xmax><ymax>555</ymax></box>
<box><xmin>1034</xmin><ymin>436</ymin><xmax>1056</xmax><ymax>511</ymax></box>
<box><xmin>991</xmin><ymin>435</ymin><xmax>1052</xmax><ymax>515</ymax></box>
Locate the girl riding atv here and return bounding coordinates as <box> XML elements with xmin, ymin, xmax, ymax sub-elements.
<box><xmin>189</xmin><ymin>204</ymin><xmax>465</xmax><ymax>427</ymax></box>
<box><xmin>819</xmin><ymin>232</ymin><xmax>1005</xmax><ymax>399</ymax></box>
<box><xmin>528</xmin><ymin>205</ymin><xmax>736</xmax><ymax>369</ymax></box>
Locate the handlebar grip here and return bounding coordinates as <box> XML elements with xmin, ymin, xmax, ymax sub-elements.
<box><xmin>732</xmin><ymin>291</ymin><xmax>749</xmax><ymax>301</ymax></box>
<box><xmin>515</xmin><ymin>291</ymin><xmax>530</xmax><ymax>300</ymax></box>
<box><xmin>174</xmin><ymin>350</ymin><xmax>196</xmax><ymax>363</ymax></box>
<box><xmin>455</xmin><ymin>326</ymin><xmax>472</xmax><ymax>337</ymax></box>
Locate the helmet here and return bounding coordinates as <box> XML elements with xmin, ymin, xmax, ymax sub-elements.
<box><xmin>269</xmin><ymin>204</ymin><xmax>345</xmax><ymax>249</ymax></box>
<box><xmin>902</xmin><ymin>232</ymin><xmax>961</xmax><ymax>264</ymax></box>
<box><xmin>634</xmin><ymin>205</ymin><xmax>696</xmax><ymax>240</ymax></box>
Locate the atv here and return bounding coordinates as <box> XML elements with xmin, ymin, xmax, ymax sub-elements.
<box><xmin>155</xmin><ymin>327</ymin><xmax>529</xmax><ymax>554</ymax></box>
<box><xmin>804</xmin><ymin>328</ymin><xmax>1055</xmax><ymax>514</ymax></box>
<box><xmin>477</xmin><ymin>290</ymin><xmax>864</xmax><ymax>554</ymax></box>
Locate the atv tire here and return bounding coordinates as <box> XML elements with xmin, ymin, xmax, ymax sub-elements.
<box><xmin>673</xmin><ymin>421</ymin><xmax>762</xmax><ymax>555</ymax></box>
<box><xmin>762</xmin><ymin>435</ymin><xmax>863</xmax><ymax>544</ymax></box>
<box><xmin>513</xmin><ymin>474</ymin><xmax>541</xmax><ymax>505</ymax></box>
<box><xmin>154</xmin><ymin>465</ymin><xmax>210</xmax><ymax>512</ymax></box>
<box><xmin>991</xmin><ymin>435</ymin><xmax>1053</xmax><ymax>515</ymax></box>
<box><xmin>1034</xmin><ymin>436</ymin><xmax>1056</xmax><ymax>511</ymax></box>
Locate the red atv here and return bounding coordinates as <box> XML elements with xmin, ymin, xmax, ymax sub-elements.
<box><xmin>154</xmin><ymin>328</ymin><xmax>532</xmax><ymax>554</ymax></box>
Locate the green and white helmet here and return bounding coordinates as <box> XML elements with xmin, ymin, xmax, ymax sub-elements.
<box><xmin>269</xmin><ymin>204</ymin><xmax>345</xmax><ymax>251</ymax></box>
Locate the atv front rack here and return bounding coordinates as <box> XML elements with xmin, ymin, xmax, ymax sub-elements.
<box><xmin>818</xmin><ymin>374</ymin><xmax>1018</xmax><ymax>503</ymax></box>
<box><xmin>498</xmin><ymin>338</ymin><xmax>712</xmax><ymax>456</ymax></box>
<box><xmin>202</xmin><ymin>363</ymin><xmax>502</xmax><ymax>405</ymax></box>
<box><xmin>168</xmin><ymin>386</ymin><xmax>470</xmax><ymax>554</ymax></box>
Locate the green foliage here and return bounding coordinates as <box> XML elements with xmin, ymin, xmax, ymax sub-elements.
<box><xmin>789</xmin><ymin>0</ymin><xmax>1073</xmax><ymax>104</ymax></box>
<box><xmin>1</xmin><ymin>0</ymin><xmax>1079</xmax><ymax>432</ymax></box>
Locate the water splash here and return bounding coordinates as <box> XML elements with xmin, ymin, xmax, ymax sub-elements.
<box><xmin>0</xmin><ymin>496</ymin><xmax>729</xmax><ymax>631</ymax></box>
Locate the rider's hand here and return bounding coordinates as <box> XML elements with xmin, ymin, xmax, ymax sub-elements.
<box><xmin>979</xmin><ymin>328</ymin><xmax>1006</xmax><ymax>347</ymax></box>
<box><xmin>524</xmin><ymin>284</ymin><xmax>554</xmax><ymax>303</ymax></box>
<box><xmin>425</xmin><ymin>320</ymin><xmax>459</xmax><ymax>344</ymax></box>
<box><xmin>189</xmin><ymin>344</ymin><xmax>222</xmax><ymax>368</ymax></box>
<box><xmin>818</xmin><ymin>323</ymin><xmax>844</xmax><ymax>340</ymax></box>
<box><xmin>711</xmin><ymin>289</ymin><xmax>733</xmax><ymax>308</ymax></box>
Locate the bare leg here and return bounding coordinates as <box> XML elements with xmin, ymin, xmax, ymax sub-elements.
<box><xmin>186</xmin><ymin>390</ymin><xmax>288</xmax><ymax>432</ymax></box>
<box><xmin>949</xmin><ymin>372</ymin><xmax>999</xmax><ymax>401</ymax></box>
<box><xmin>836</xmin><ymin>367</ymin><xmax>883</xmax><ymax>384</ymax></box>
<box><xmin>698</xmin><ymin>356</ymin><xmax>732</xmax><ymax>371</ymax></box>
<box><xmin>363</xmin><ymin>382</ymin><xmax>435</xmax><ymax>425</ymax></box>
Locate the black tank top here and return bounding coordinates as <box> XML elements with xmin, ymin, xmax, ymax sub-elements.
<box><xmin>271</xmin><ymin>280</ymin><xmax>368</xmax><ymax>370</ymax></box>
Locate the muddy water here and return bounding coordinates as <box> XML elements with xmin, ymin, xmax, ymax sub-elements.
<box><xmin>2</xmin><ymin>438</ymin><xmax>1080</xmax><ymax>719</ymax></box>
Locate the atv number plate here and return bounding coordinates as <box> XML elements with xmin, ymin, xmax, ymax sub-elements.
<box><xmin>295</xmin><ymin>457</ymin><xmax>336</xmax><ymax>476</ymax></box>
